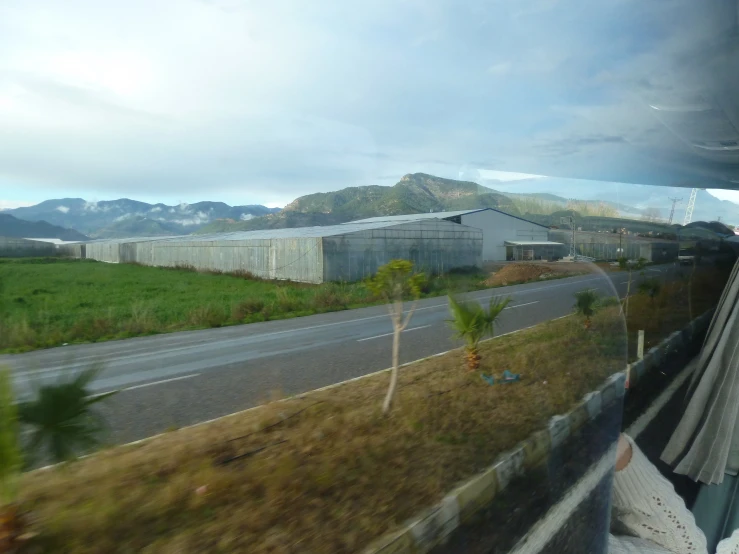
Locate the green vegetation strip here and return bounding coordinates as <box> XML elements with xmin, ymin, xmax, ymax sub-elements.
<box><xmin>0</xmin><ymin>258</ymin><xmax>586</xmax><ymax>354</ymax></box>
<box><xmin>19</xmin><ymin>309</ymin><xmax>626</xmax><ymax>554</ymax></box>
<box><xmin>0</xmin><ymin>258</ymin><xmax>493</xmax><ymax>353</ymax></box>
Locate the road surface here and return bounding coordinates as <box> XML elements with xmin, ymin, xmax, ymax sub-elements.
<box><xmin>1</xmin><ymin>264</ymin><xmax>682</xmax><ymax>443</ymax></box>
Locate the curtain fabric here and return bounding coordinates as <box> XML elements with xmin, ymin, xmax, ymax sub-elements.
<box><xmin>661</xmin><ymin>259</ymin><xmax>739</xmax><ymax>485</ymax></box>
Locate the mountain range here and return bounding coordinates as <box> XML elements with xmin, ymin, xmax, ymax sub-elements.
<box><xmin>0</xmin><ymin>214</ymin><xmax>89</xmax><ymax>241</ymax></box>
<box><xmin>195</xmin><ymin>173</ymin><xmax>518</xmax><ymax>233</ymax></box>
<box><xmin>2</xmin><ymin>173</ymin><xmax>739</xmax><ymax>240</ymax></box>
<box><xmin>1</xmin><ymin>199</ymin><xmax>280</xmax><ymax>238</ymax></box>
<box><xmin>481</xmin><ymin>177</ymin><xmax>739</xmax><ymax>225</ymax></box>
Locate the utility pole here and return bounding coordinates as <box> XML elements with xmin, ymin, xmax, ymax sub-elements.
<box><xmin>561</xmin><ymin>215</ymin><xmax>576</xmax><ymax>258</ymax></box>
<box><xmin>668</xmin><ymin>197</ymin><xmax>682</xmax><ymax>225</ymax></box>
<box><xmin>683</xmin><ymin>188</ymin><xmax>700</xmax><ymax>225</ymax></box>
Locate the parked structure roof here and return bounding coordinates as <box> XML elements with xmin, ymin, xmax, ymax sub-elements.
<box><xmin>82</xmin><ymin>219</ymin><xmax>464</xmax><ymax>245</ymax></box>
<box><xmin>348</xmin><ymin>208</ymin><xmax>550</xmax><ymax>229</ymax></box>
<box><xmin>504</xmin><ymin>241</ymin><xmax>564</xmax><ymax>246</ymax></box>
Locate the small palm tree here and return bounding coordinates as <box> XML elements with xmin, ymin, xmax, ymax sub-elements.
<box><xmin>574</xmin><ymin>290</ymin><xmax>599</xmax><ymax>329</ymax></box>
<box><xmin>638</xmin><ymin>279</ymin><xmax>661</xmax><ymax>302</ymax></box>
<box><xmin>448</xmin><ymin>295</ymin><xmax>510</xmax><ymax>370</ymax></box>
<box><xmin>18</xmin><ymin>365</ymin><xmax>116</xmax><ymax>464</ymax></box>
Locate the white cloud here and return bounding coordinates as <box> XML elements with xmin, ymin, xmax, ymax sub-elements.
<box><xmin>476</xmin><ymin>169</ymin><xmax>544</xmax><ymax>182</ymax></box>
<box><xmin>487</xmin><ymin>62</ymin><xmax>511</xmax><ymax>76</ymax></box>
<box><xmin>0</xmin><ymin>0</ymin><xmax>737</xmax><ymax>203</ymax></box>
<box><xmin>708</xmin><ymin>190</ymin><xmax>739</xmax><ymax>205</ymax></box>
<box><xmin>149</xmin><ymin>206</ymin><xmax>162</xmax><ymax>212</ymax></box>
<box><xmin>239</xmin><ymin>213</ymin><xmax>253</xmax><ymax>221</ymax></box>
<box><xmin>55</xmin><ymin>205</ymin><xmax>70</xmax><ymax>213</ymax></box>
<box><xmin>83</xmin><ymin>200</ymin><xmax>99</xmax><ymax>211</ymax></box>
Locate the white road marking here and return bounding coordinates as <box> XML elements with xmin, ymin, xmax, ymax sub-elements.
<box><xmin>505</xmin><ymin>301</ymin><xmax>539</xmax><ymax>309</ymax></box>
<box><xmin>89</xmin><ymin>373</ymin><xmax>200</xmax><ymax>397</ymax></box>
<box><xmin>357</xmin><ymin>325</ymin><xmax>432</xmax><ymax>342</ymax></box>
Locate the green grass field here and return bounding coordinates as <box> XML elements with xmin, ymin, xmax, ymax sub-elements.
<box><xmin>0</xmin><ymin>258</ymin><xmax>491</xmax><ymax>353</ymax></box>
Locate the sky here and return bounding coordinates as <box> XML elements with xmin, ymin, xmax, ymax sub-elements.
<box><xmin>2</xmin><ymin>0</ymin><xmax>739</xmax><ymax>210</ymax></box>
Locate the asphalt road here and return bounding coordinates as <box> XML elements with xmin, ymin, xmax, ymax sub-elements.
<box><xmin>1</xmin><ymin>264</ymin><xmax>683</xmax><ymax>444</ymax></box>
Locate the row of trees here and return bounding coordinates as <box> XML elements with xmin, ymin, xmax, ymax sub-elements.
<box><xmin>508</xmin><ymin>196</ymin><xmax>620</xmax><ymax>218</ymax></box>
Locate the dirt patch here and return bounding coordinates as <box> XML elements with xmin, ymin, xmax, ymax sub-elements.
<box><xmin>484</xmin><ymin>263</ymin><xmax>562</xmax><ymax>286</ymax></box>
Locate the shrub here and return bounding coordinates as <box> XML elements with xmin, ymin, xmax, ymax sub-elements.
<box><xmin>574</xmin><ymin>290</ymin><xmax>599</xmax><ymax>328</ymax></box>
<box><xmin>188</xmin><ymin>305</ymin><xmax>226</xmax><ymax>328</ymax></box>
<box><xmin>274</xmin><ymin>288</ymin><xmax>308</xmax><ymax>313</ymax></box>
<box><xmin>596</xmin><ymin>296</ymin><xmax>621</xmax><ymax>309</ymax></box>
<box><xmin>312</xmin><ymin>284</ymin><xmax>349</xmax><ymax>311</ymax></box>
<box><xmin>638</xmin><ymin>279</ymin><xmax>661</xmax><ymax>300</ymax></box>
<box><xmin>231</xmin><ymin>299</ymin><xmax>266</xmax><ymax>321</ymax></box>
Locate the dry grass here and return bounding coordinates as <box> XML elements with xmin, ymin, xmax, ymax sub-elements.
<box><xmin>624</xmin><ymin>269</ymin><xmax>728</xmax><ymax>358</ymax></box>
<box><xmin>19</xmin><ymin>311</ymin><xmax>626</xmax><ymax>554</ymax></box>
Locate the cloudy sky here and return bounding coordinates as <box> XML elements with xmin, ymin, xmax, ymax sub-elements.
<box><xmin>2</xmin><ymin>0</ymin><xmax>739</xmax><ymax>209</ymax></box>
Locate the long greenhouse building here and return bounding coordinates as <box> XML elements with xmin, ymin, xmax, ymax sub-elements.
<box><xmin>73</xmin><ymin>219</ymin><xmax>482</xmax><ymax>283</ymax></box>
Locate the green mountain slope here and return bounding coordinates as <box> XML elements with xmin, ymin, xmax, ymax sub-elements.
<box><xmin>0</xmin><ymin>213</ymin><xmax>89</xmax><ymax>241</ymax></box>
<box><xmin>195</xmin><ymin>173</ymin><xmax>519</xmax><ymax>234</ymax></box>
<box><xmin>91</xmin><ymin>216</ymin><xmax>183</xmax><ymax>239</ymax></box>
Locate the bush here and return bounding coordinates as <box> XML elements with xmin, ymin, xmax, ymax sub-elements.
<box><xmin>311</xmin><ymin>284</ymin><xmax>349</xmax><ymax>311</ymax></box>
<box><xmin>596</xmin><ymin>296</ymin><xmax>621</xmax><ymax>309</ymax></box>
<box><xmin>638</xmin><ymin>279</ymin><xmax>661</xmax><ymax>299</ymax></box>
<box><xmin>274</xmin><ymin>288</ymin><xmax>308</xmax><ymax>313</ymax></box>
<box><xmin>231</xmin><ymin>299</ymin><xmax>266</xmax><ymax>321</ymax></box>
<box><xmin>188</xmin><ymin>304</ymin><xmax>226</xmax><ymax>328</ymax></box>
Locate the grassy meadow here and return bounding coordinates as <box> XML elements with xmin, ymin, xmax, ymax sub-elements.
<box><xmin>0</xmin><ymin>258</ymin><xmax>490</xmax><ymax>353</ymax></box>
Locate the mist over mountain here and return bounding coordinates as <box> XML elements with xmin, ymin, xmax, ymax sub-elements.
<box><xmin>2</xmin><ymin>199</ymin><xmax>279</xmax><ymax>238</ymax></box>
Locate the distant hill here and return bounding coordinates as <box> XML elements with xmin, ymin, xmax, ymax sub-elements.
<box><xmin>2</xmin><ymin>199</ymin><xmax>279</xmax><ymax>238</ymax></box>
<box><xmin>92</xmin><ymin>216</ymin><xmax>185</xmax><ymax>239</ymax></box>
<box><xmin>480</xmin><ymin>177</ymin><xmax>739</xmax><ymax>225</ymax></box>
<box><xmin>0</xmin><ymin>213</ymin><xmax>89</xmax><ymax>241</ymax></box>
<box><xmin>195</xmin><ymin>173</ymin><xmax>519</xmax><ymax>233</ymax></box>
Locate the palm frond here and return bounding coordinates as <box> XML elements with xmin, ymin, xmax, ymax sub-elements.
<box><xmin>573</xmin><ymin>290</ymin><xmax>599</xmax><ymax>318</ymax></box>
<box><xmin>0</xmin><ymin>367</ymin><xmax>21</xmax><ymax>505</ymax></box>
<box><xmin>18</xmin><ymin>364</ymin><xmax>116</xmax><ymax>464</ymax></box>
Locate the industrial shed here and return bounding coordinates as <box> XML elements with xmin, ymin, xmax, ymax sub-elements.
<box><xmin>79</xmin><ymin>220</ymin><xmax>482</xmax><ymax>283</ymax></box>
<box><xmin>351</xmin><ymin>208</ymin><xmax>551</xmax><ymax>261</ymax></box>
<box><xmin>0</xmin><ymin>237</ymin><xmax>56</xmax><ymax>257</ymax></box>
<box><xmin>548</xmin><ymin>230</ymin><xmax>679</xmax><ymax>262</ymax></box>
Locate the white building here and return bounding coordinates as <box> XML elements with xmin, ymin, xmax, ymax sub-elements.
<box><xmin>77</xmin><ymin>219</ymin><xmax>482</xmax><ymax>283</ymax></box>
<box><xmin>350</xmin><ymin>209</ymin><xmax>558</xmax><ymax>261</ymax></box>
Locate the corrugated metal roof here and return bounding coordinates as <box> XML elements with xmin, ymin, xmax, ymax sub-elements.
<box><xmin>349</xmin><ymin>208</ymin><xmax>549</xmax><ymax>229</ymax></box>
<box><xmin>83</xmin><ymin>236</ymin><xmax>181</xmax><ymax>244</ymax></box>
<box><xmin>347</xmin><ymin>210</ymin><xmax>483</xmax><ymax>223</ymax></box>
<box><xmin>82</xmin><ymin>219</ymin><xmax>464</xmax><ymax>244</ymax></box>
<box><xmin>505</xmin><ymin>241</ymin><xmax>564</xmax><ymax>246</ymax></box>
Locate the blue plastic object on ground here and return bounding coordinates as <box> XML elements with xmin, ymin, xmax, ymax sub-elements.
<box><xmin>501</xmin><ymin>370</ymin><xmax>521</xmax><ymax>383</ymax></box>
<box><xmin>480</xmin><ymin>373</ymin><xmax>495</xmax><ymax>386</ymax></box>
